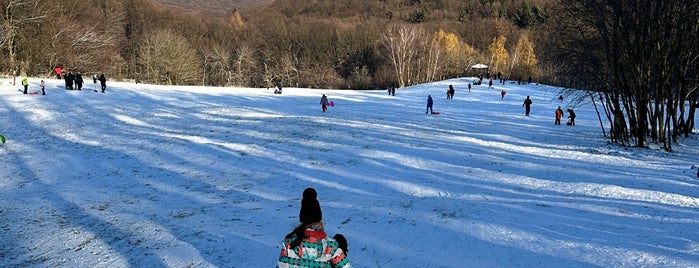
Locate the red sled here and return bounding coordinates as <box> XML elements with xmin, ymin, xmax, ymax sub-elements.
<box><xmin>431</xmin><ymin>111</ymin><xmax>440</xmax><ymax>115</ymax></box>
<box><xmin>329</xmin><ymin>101</ymin><xmax>335</xmax><ymax>107</ymax></box>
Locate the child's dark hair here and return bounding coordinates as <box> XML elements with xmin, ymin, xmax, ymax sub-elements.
<box><xmin>285</xmin><ymin>224</ymin><xmax>308</xmax><ymax>249</ymax></box>
<box><xmin>333</xmin><ymin>233</ymin><xmax>348</xmax><ymax>255</ymax></box>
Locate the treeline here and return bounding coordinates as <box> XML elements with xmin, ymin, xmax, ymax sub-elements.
<box><xmin>1</xmin><ymin>0</ymin><xmax>553</xmax><ymax>89</ymax></box>
<box><xmin>543</xmin><ymin>0</ymin><xmax>698</xmax><ymax>151</ymax></box>
<box><xmin>3</xmin><ymin>0</ymin><xmax>697</xmax><ymax>148</ymax></box>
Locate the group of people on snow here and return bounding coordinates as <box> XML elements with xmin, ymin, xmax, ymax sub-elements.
<box><xmin>420</xmin><ymin>83</ymin><xmax>577</xmax><ymax>126</ymax></box>
<box><xmin>21</xmin><ymin>69</ymin><xmax>107</xmax><ymax>95</ymax></box>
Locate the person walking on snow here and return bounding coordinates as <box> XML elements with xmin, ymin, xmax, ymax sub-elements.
<box><xmin>40</xmin><ymin>80</ymin><xmax>45</xmax><ymax>95</ymax></box>
<box><xmin>500</xmin><ymin>90</ymin><xmax>506</xmax><ymax>100</ymax></box>
<box><xmin>277</xmin><ymin>188</ymin><xmax>351</xmax><ymax>268</ymax></box>
<box><xmin>522</xmin><ymin>96</ymin><xmax>532</xmax><ymax>116</ymax></box>
<box><xmin>555</xmin><ymin>106</ymin><xmax>564</xmax><ymax>125</ymax></box>
<box><xmin>320</xmin><ymin>94</ymin><xmax>329</xmax><ymax>112</ymax></box>
<box><xmin>426</xmin><ymin>95</ymin><xmax>434</xmax><ymax>114</ymax></box>
<box><xmin>98</xmin><ymin>73</ymin><xmax>107</xmax><ymax>93</ymax></box>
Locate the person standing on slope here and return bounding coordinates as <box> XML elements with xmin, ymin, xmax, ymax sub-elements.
<box><xmin>555</xmin><ymin>106</ymin><xmax>564</xmax><ymax>125</ymax></box>
<box><xmin>320</xmin><ymin>94</ymin><xmax>329</xmax><ymax>112</ymax></box>
<box><xmin>278</xmin><ymin>188</ymin><xmax>351</xmax><ymax>268</ymax></box>
<box><xmin>22</xmin><ymin>75</ymin><xmax>28</xmax><ymax>94</ymax></box>
<box><xmin>426</xmin><ymin>95</ymin><xmax>434</xmax><ymax>114</ymax></box>
<box><xmin>567</xmin><ymin>108</ymin><xmax>576</xmax><ymax>126</ymax></box>
<box><xmin>522</xmin><ymin>96</ymin><xmax>532</xmax><ymax>116</ymax></box>
<box><xmin>98</xmin><ymin>73</ymin><xmax>107</xmax><ymax>93</ymax></box>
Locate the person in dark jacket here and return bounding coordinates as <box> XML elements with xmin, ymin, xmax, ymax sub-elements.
<box><xmin>75</xmin><ymin>73</ymin><xmax>84</xmax><ymax>91</ymax></box>
<box><xmin>320</xmin><ymin>94</ymin><xmax>329</xmax><ymax>112</ymax></box>
<box><xmin>426</xmin><ymin>95</ymin><xmax>434</xmax><ymax>114</ymax></box>
<box><xmin>522</xmin><ymin>96</ymin><xmax>532</xmax><ymax>116</ymax></box>
<box><xmin>98</xmin><ymin>74</ymin><xmax>107</xmax><ymax>93</ymax></box>
<box><xmin>64</xmin><ymin>72</ymin><xmax>72</xmax><ymax>90</ymax></box>
<box><xmin>567</xmin><ymin>108</ymin><xmax>576</xmax><ymax>126</ymax></box>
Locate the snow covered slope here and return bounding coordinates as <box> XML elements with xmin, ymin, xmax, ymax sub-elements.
<box><xmin>1</xmin><ymin>77</ymin><xmax>698</xmax><ymax>267</ymax></box>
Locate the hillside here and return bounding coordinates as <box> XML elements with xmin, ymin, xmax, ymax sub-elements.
<box><xmin>151</xmin><ymin>0</ymin><xmax>272</xmax><ymax>12</ymax></box>
<box><xmin>1</xmin><ymin>77</ymin><xmax>698</xmax><ymax>267</ymax></box>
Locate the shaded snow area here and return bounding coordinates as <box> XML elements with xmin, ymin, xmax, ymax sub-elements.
<box><xmin>1</xmin><ymin>77</ymin><xmax>698</xmax><ymax>267</ymax></box>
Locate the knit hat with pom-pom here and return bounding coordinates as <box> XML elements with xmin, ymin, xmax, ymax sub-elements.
<box><xmin>299</xmin><ymin>188</ymin><xmax>322</xmax><ymax>224</ymax></box>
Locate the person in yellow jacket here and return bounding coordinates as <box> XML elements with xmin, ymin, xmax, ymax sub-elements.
<box><xmin>22</xmin><ymin>76</ymin><xmax>29</xmax><ymax>94</ymax></box>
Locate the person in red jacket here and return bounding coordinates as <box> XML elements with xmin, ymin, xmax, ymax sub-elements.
<box><xmin>555</xmin><ymin>106</ymin><xmax>564</xmax><ymax>125</ymax></box>
<box><xmin>54</xmin><ymin>66</ymin><xmax>63</xmax><ymax>79</ymax></box>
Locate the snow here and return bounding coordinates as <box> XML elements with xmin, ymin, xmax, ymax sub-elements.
<box><xmin>1</xmin><ymin>77</ymin><xmax>698</xmax><ymax>268</ymax></box>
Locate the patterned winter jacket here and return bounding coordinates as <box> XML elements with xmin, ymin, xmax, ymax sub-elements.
<box><xmin>277</xmin><ymin>223</ymin><xmax>351</xmax><ymax>268</ymax></box>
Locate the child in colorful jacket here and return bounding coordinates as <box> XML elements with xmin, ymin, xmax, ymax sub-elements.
<box><xmin>277</xmin><ymin>188</ymin><xmax>351</xmax><ymax>268</ymax></box>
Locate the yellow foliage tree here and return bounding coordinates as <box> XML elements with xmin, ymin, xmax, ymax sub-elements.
<box><xmin>512</xmin><ymin>32</ymin><xmax>538</xmax><ymax>79</ymax></box>
<box><xmin>487</xmin><ymin>35</ymin><xmax>509</xmax><ymax>74</ymax></box>
<box><xmin>229</xmin><ymin>9</ymin><xmax>245</xmax><ymax>31</ymax></box>
<box><xmin>432</xmin><ymin>29</ymin><xmax>476</xmax><ymax>79</ymax></box>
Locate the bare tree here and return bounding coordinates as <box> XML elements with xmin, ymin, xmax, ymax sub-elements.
<box><xmin>547</xmin><ymin>0</ymin><xmax>698</xmax><ymax>150</ymax></box>
<box><xmin>382</xmin><ymin>23</ymin><xmax>424</xmax><ymax>88</ymax></box>
<box><xmin>139</xmin><ymin>29</ymin><xmax>201</xmax><ymax>85</ymax></box>
<box><xmin>1</xmin><ymin>0</ymin><xmax>45</xmax><ymax>73</ymax></box>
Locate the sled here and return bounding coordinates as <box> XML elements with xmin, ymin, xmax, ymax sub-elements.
<box><xmin>431</xmin><ymin>111</ymin><xmax>441</xmax><ymax>115</ymax></box>
<box><xmin>29</xmin><ymin>91</ymin><xmax>39</xmax><ymax>95</ymax></box>
<box><xmin>328</xmin><ymin>101</ymin><xmax>334</xmax><ymax>107</ymax></box>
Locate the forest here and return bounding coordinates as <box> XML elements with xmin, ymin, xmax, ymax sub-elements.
<box><xmin>2</xmin><ymin>0</ymin><xmax>697</xmax><ymax>150</ymax></box>
<box><xmin>1</xmin><ymin>0</ymin><xmax>551</xmax><ymax>88</ymax></box>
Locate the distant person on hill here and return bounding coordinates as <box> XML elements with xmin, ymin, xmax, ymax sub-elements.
<box><xmin>468</xmin><ymin>83</ymin><xmax>471</xmax><ymax>92</ymax></box>
<box><xmin>567</xmin><ymin>108</ymin><xmax>576</xmax><ymax>126</ymax></box>
<box><xmin>277</xmin><ymin>188</ymin><xmax>351</xmax><ymax>268</ymax></box>
<box><xmin>555</xmin><ymin>106</ymin><xmax>564</xmax><ymax>125</ymax></box>
<box><xmin>320</xmin><ymin>94</ymin><xmax>329</xmax><ymax>112</ymax></box>
<box><xmin>22</xmin><ymin>75</ymin><xmax>28</xmax><ymax>94</ymax></box>
<box><xmin>522</xmin><ymin>96</ymin><xmax>532</xmax><ymax>116</ymax></box>
<box><xmin>426</xmin><ymin>95</ymin><xmax>433</xmax><ymax>114</ymax></box>
<box><xmin>274</xmin><ymin>82</ymin><xmax>283</xmax><ymax>94</ymax></box>
<box><xmin>75</xmin><ymin>73</ymin><xmax>83</xmax><ymax>91</ymax></box>
<box><xmin>40</xmin><ymin>79</ymin><xmax>45</xmax><ymax>95</ymax></box>
<box><xmin>54</xmin><ymin>66</ymin><xmax>63</xmax><ymax>79</ymax></box>
<box><xmin>98</xmin><ymin>73</ymin><xmax>107</xmax><ymax>93</ymax></box>
<box><xmin>448</xmin><ymin>84</ymin><xmax>455</xmax><ymax>99</ymax></box>
<box><xmin>500</xmin><ymin>89</ymin><xmax>506</xmax><ymax>100</ymax></box>
<box><xmin>64</xmin><ymin>72</ymin><xmax>71</xmax><ymax>90</ymax></box>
